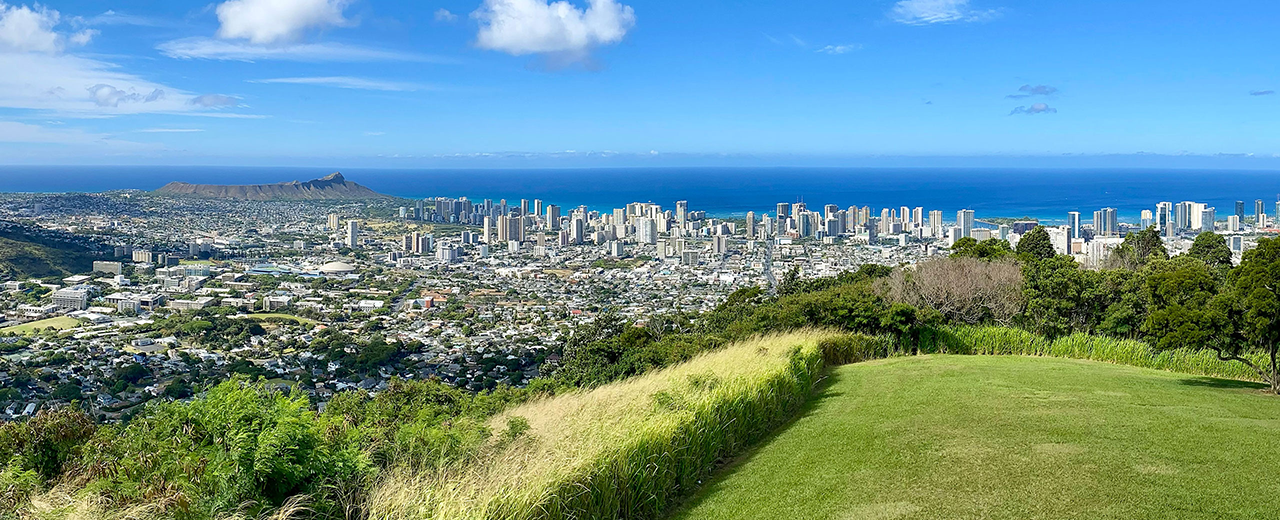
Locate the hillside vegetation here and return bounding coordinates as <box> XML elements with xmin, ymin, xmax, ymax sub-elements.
<box><xmin>367</xmin><ymin>331</ymin><xmax>834</xmax><ymax>520</ymax></box>
<box><xmin>0</xmin><ymin>223</ymin><xmax>99</xmax><ymax>279</ymax></box>
<box><xmin>677</xmin><ymin>355</ymin><xmax>1280</xmax><ymax>520</ymax></box>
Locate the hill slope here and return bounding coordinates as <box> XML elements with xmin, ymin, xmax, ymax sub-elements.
<box><xmin>0</xmin><ymin>221</ymin><xmax>99</xmax><ymax>279</ymax></box>
<box><xmin>154</xmin><ymin>172</ymin><xmax>387</xmax><ymax>200</ymax></box>
<box><xmin>675</xmin><ymin>355</ymin><xmax>1280</xmax><ymax>520</ymax></box>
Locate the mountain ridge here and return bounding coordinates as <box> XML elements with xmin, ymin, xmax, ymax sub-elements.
<box><xmin>154</xmin><ymin>172</ymin><xmax>388</xmax><ymax>200</ymax></box>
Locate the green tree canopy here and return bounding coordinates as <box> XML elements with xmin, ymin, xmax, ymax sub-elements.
<box><xmin>1231</xmin><ymin>237</ymin><xmax>1280</xmax><ymax>393</ymax></box>
<box><xmin>1109</xmin><ymin>227</ymin><xmax>1168</xmax><ymax>269</ymax></box>
<box><xmin>1015</xmin><ymin>226</ymin><xmax>1056</xmax><ymax>261</ymax></box>
<box><xmin>950</xmin><ymin>237</ymin><xmax>1014</xmax><ymax>260</ymax></box>
<box><xmin>1186</xmin><ymin>231</ymin><xmax>1233</xmax><ymax>270</ymax></box>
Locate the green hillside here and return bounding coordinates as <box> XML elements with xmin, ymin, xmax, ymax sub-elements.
<box><xmin>676</xmin><ymin>355</ymin><xmax>1280</xmax><ymax>520</ymax></box>
<box><xmin>0</xmin><ymin>223</ymin><xmax>99</xmax><ymax>279</ymax></box>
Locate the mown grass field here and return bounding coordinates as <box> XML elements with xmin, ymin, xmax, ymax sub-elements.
<box><xmin>0</xmin><ymin>316</ymin><xmax>81</xmax><ymax>335</ymax></box>
<box><xmin>675</xmin><ymin>355</ymin><xmax>1280</xmax><ymax>520</ymax></box>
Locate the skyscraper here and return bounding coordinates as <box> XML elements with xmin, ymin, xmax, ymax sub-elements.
<box><xmin>483</xmin><ymin>216</ymin><xmax>493</xmax><ymax>244</ymax></box>
<box><xmin>1140</xmin><ymin>210</ymin><xmax>1153</xmax><ymax>230</ymax></box>
<box><xmin>345</xmin><ymin>220</ymin><xmax>359</xmax><ymax>248</ymax></box>
<box><xmin>546</xmin><ymin>205</ymin><xmax>561</xmax><ymax>231</ymax></box>
<box><xmin>1156</xmin><ymin>202</ymin><xmax>1173</xmax><ymax>237</ymax></box>
<box><xmin>1256</xmin><ymin>199</ymin><xmax>1266</xmax><ymax>223</ymax></box>
<box><xmin>1236</xmin><ymin>201</ymin><xmax>1245</xmax><ymax>221</ymax></box>
<box><xmin>327</xmin><ymin>214</ymin><xmax>340</xmax><ymax>231</ymax></box>
<box><xmin>928</xmin><ymin>210</ymin><xmax>943</xmax><ymax>238</ymax></box>
<box><xmin>745</xmin><ymin>211</ymin><xmax>756</xmax><ymax>238</ymax></box>
<box><xmin>956</xmin><ymin>210</ymin><xmax>974</xmax><ymax>239</ymax></box>
<box><xmin>1067</xmin><ymin>212</ymin><xmax>1081</xmax><ymax>241</ymax></box>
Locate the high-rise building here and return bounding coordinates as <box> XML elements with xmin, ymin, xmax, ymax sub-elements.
<box><xmin>745</xmin><ymin>211</ymin><xmax>756</xmax><ymax>238</ymax></box>
<box><xmin>637</xmin><ymin>218</ymin><xmax>658</xmax><ymax>244</ymax></box>
<box><xmin>1140</xmin><ymin>210</ymin><xmax>1153</xmax><ymax>230</ymax></box>
<box><xmin>1236</xmin><ymin>201</ymin><xmax>1246</xmax><ymax>221</ymax></box>
<box><xmin>546</xmin><ymin>205</ymin><xmax>561</xmax><ymax>231</ymax></box>
<box><xmin>1156</xmin><ymin>202</ymin><xmax>1174</xmax><ymax>237</ymax></box>
<box><xmin>533</xmin><ymin>199</ymin><xmax>543</xmax><ymax>220</ymax></box>
<box><xmin>1200</xmin><ymin>207</ymin><xmax>1216</xmax><ymax>232</ymax></box>
<box><xmin>327</xmin><ymin>214</ymin><xmax>340</xmax><ymax>231</ymax></box>
<box><xmin>912</xmin><ymin>207</ymin><xmax>924</xmax><ymax>229</ymax></box>
<box><xmin>1228</xmin><ymin>215</ymin><xmax>1241</xmax><ymax>232</ymax></box>
<box><xmin>956</xmin><ymin>210</ymin><xmax>975</xmax><ymax>239</ymax></box>
<box><xmin>483</xmin><ymin>216</ymin><xmax>493</xmax><ymax>244</ymax></box>
<box><xmin>345</xmin><ymin>220</ymin><xmax>359</xmax><ymax>248</ymax></box>
<box><xmin>1092</xmin><ymin>208</ymin><xmax>1118</xmax><ymax>237</ymax></box>
<box><xmin>570</xmin><ymin>217</ymin><xmax>586</xmax><ymax>244</ymax></box>
<box><xmin>1067</xmin><ymin>212</ymin><xmax>1081</xmax><ymax>241</ymax></box>
<box><xmin>1257</xmin><ymin>199</ymin><xmax>1266</xmax><ymax>223</ymax></box>
<box><xmin>928</xmin><ymin>210</ymin><xmax>943</xmax><ymax>238</ymax></box>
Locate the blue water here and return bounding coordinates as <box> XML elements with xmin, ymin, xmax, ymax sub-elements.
<box><xmin>1</xmin><ymin>166</ymin><xmax>1278</xmax><ymax>222</ymax></box>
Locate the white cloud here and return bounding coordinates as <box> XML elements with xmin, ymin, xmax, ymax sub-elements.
<box><xmin>473</xmin><ymin>0</ymin><xmax>635</xmax><ymax>57</ymax></box>
<box><xmin>435</xmin><ymin>8</ymin><xmax>458</xmax><ymax>22</ymax></box>
<box><xmin>157</xmin><ymin>37</ymin><xmax>428</xmax><ymax>62</ymax></box>
<box><xmin>0</xmin><ymin>53</ymin><xmax>242</xmax><ymax>116</ymax></box>
<box><xmin>817</xmin><ymin>44</ymin><xmax>860</xmax><ymax>55</ymax></box>
<box><xmin>0</xmin><ymin>2</ymin><xmax>63</xmax><ymax>52</ymax></box>
<box><xmin>250</xmin><ymin>76</ymin><xmax>422</xmax><ymax>91</ymax></box>
<box><xmin>215</xmin><ymin>0</ymin><xmax>353</xmax><ymax>44</ymax></box>
<box><xmin>890</xmin><ymin>0</ymin><xmax>998</xmax><ymax>25</ymax></box>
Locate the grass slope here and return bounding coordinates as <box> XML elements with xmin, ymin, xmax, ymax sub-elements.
<box><xmin>367</xmin><ymin>331</ymin><xmax>835</xmax><ymax>520</ymax></box>
<box><xmin>0</xmin><ymin>224</ymin><xmax>98</xmax><ymax>279</ymax></box>
<box><xmin>676</xmin><ymin>355</ymin><xmax>1280</xmax><ymax>520</ymax></box>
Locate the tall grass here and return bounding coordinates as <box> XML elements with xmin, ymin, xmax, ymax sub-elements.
<box><xmin>938</xmin><ymin>325</ymin><xmax>1267</xmax><ymax>382</ymax></box>
<box><xmin>364</xmin><ymin>331</ymin><xmax>838</xmax><ymax>520</ymax></box>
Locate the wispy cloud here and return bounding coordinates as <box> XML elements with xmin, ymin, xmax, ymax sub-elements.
<box><xmin>137</xmin><ymin>128</ymin><xmax>204</xmax><ymax>133</ymax></box>
<box><xmin>1006</xmin><ymin>84</ymin><xmax>1057</xmax><ymax>99</ymax></box>
<box><xmin>434</xmin><ymin>8</ymin><xmax>457</xmax><ymax>22</ymax></box>
<box><xmin>364</xmin><ymin>131</ymin><xmax>385</xmax><ymax>136</ymax></box>
<box><xmin>1250</xmin><ymin>90</ymin><xmax>1275</xmax><ymax>96</ymax></box>
<box><xmin>891</xmin><ymin>0</ymin><xmax>1000</xmax><ymax>25</ymax></box>
<box><xmin>817</xmin><ymin>44</ymin><xmax>861</xmax><ymax>55</ymax></box>
<box><xmin>250</xmin><ymin>76</ymin><xmax>424</xmax><ymax>91</ymax></box>
<box><xmin>0</xmin><ymin>120</ymin><xmax>149</xmax><ymax>148</ymax></box>
<box><xmin>1010</xmin><ymin>102</ymin><xmax>1056</xmax><ymax>115</ymax></box>
<box><xmin>157</xmin><ymin>37</ymin><xmax>433</xmax><ymax>62</ymax></box>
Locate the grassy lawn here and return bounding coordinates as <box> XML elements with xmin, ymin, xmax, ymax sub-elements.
<box><xmin>242</xmin><ymin>313</ymin><xmax>316</xmax><ymax>325</ymax></box>
<box><xmin>0</xmin><ymin>316</ymin><xmax>81</xmax><ymax>335</ymax></box>
<box><xmin>675</xmin><ymin>355</ymin><xmax>1280</xmax><ymax>520</ymax></box>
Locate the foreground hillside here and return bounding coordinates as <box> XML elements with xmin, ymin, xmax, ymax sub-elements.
<box><xmin>676</xmin><ymin>355</ymin><xmax>1280</xmax><ymax>520</ymax></box>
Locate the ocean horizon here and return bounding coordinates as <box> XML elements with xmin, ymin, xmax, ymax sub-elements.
<box><xmin>1</xmin><ymin>165</ymin><xmax>1278</xmax><ymax>223</ymax></box>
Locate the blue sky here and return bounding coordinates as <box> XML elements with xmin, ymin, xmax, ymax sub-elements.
<box><xmin>2</xmin><ymin>0</ymin><xmax>1280</xmax><ymax>167</ymax></box>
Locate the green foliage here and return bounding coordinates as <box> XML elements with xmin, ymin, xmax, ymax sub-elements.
<box><xmin>1015</xmin><ymin>226</ymin><xmax>1056</xmax><ymax>260</ymax></box>
<box><xmin>1187</xmin><ymin>231</ymin><xmax>1233</xmax><ymax>270</ymax></box>
<box><xmin>1110</xmin><ymin>227</ymin><xmax>1169</xmax><ymax>268</ymax></box>
<box><xmin>1231</xmin><ymin>237</ymin><xmax>1280</xmax><ymax>391</ymax></box>
<box><xmin>950</xmin><ymin>237</ymin><xmax>1014</xmax><ymax>260</ymax></box>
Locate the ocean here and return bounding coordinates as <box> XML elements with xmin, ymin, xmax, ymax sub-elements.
<box><xmin>1</xmin><ymin>166</ymin><xmax>1278</xmax><ymax>223</ymax></box>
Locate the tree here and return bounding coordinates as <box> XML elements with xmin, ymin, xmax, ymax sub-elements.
<box><xmin>1187</xmin><ymin>231</ymin><xmax>1233</xmax><ymax>270</ymax></box>
<box><xmin>1230</xmin><ymin>237</ymin><xmax>1280</xmax><ymax>393</ymax></box>
<box><xmin>1016</xmin><ymin>226</ymin><xmax>1056</xmax><ymax>260</ymax></box>
<box><xmin>1141</xmin><ymin>257</ymin><xmax>1221</xmax><ymax>351</ymax></box>
<box><xmin>1019</xmin><ymin>255</ymin><xmax>1090</xmax><ymax>338</ymax></box>
<box><xmin>950</xmin><ymin>237</ymin><xmax>1014</xmax><ymax>260</ymax></box>
<box><xmin>1107</xmin><ymin>227</ymin><xmax>1168</xmax><ymax>269</ymax></box>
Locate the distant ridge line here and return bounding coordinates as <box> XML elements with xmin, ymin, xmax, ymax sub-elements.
<box><xmin>154</xmin><ymin>172</ymin><xmax>389</xmax><ymax>200</ymax></box>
